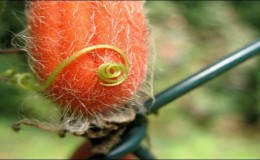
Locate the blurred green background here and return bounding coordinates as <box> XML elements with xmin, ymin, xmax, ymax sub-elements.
<box><xmin>0</xmin><ymin>1</ymin><xmax>260</xmax><ymax>159</ymax></box>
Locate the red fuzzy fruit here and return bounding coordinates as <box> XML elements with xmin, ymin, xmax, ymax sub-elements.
<box><xmin>27</xmin><ymin>1</ymin><xmax>148</xmax><ymax>115</ymax></box>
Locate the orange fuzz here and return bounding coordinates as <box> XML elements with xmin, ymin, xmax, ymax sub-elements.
<box><xmin>27</xmin><ymin>1</ymin><xmax>148</xmax><ymax>115</ymax></box>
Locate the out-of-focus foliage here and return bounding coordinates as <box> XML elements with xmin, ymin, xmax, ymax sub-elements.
<box><xmin>0</xmin><ymin>1</ymin><xmax>26</xmax><ymax>48</ymax></box>
<box><xmin>145</xmin><ymin>1</ymin><xmax>260</xmax><ymax>158</ymax></box>
<box><xmin>232</xmin><ymin>1</ymin><xmax>260</xmax><ymax>36</ymax></box>
<box><xmin>0</xmin><ymin>1</ymin><xmax>260</xmax><ymax>159</ymax></box>
<box><xmin>0</xmin><ymin>1</ymin><xmax>29</xmax><ymax>118</ymax></box>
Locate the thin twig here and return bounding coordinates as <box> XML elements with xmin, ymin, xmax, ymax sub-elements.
<box><xmin>0</xmin><ymin>48</ymin><xmax>25</xmax><ymax>54</ymax></box>
<box><xmin>12</xmin><ymin>119</ymin><xmax>60</xmax><ymax>132</ymax></box>
<box><xmin>12</xmin><ymin>119</ymin><xmax>67</xmax><ymax>137</ymax></box>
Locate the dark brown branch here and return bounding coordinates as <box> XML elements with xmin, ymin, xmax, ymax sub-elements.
<box><xmin>0</xmin><ymin>48</ymin><xmax>25</xmax><ymax>54</ymax></box>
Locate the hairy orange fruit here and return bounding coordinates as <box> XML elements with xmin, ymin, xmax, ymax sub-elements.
<box><xmin>27</xmin><ymin>1</ymin><xmax>148</xmax><ymax>115</ymax></box>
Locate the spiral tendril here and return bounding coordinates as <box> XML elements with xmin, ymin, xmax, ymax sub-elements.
<box><xmin>41</xmin><ymin>44</ymin><xmax>130</xmax><ymax>89</ymax></box>
<box><xmin>98</xmin><ymin>62</ymin><xmax>128</xmax><ymax>86</ymax></box>
<box><xmin>6</xmin><ymin>45</ymin><xmax>129</xmax><ymax>91</ymax></box>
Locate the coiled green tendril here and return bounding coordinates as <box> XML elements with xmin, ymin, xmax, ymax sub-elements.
<box><xmin>1</xmin><ymin>45</ymin><xmax>130</xmax><ymax>90</ymax></box>
<box><xmin>42</xmin><ymin>44</ymin><xmax>130</xmax><ymax>89</ymax></box>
